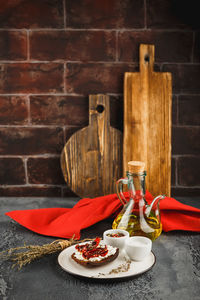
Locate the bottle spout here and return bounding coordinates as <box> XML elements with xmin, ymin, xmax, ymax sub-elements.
<box><xmin>151</xmin><ymin>195</ymin><xmax>165</xmax><ymax>208</ymax></box>
<box><xmin>145</xmin><ymin>195</ymin><xmax>165</xmax><ymax>217</ymax></box>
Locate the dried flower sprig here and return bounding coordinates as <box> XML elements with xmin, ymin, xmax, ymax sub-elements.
<box><xmin>0</xmin><ymin>237</ymin><xmax>94</xmax><ymax>270</ymax></box>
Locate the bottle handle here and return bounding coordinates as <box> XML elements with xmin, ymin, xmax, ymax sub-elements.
<box><xmin>116</xmin><ymin>178</ymin><xmax>129</xmax><ymax>205</ymax></box>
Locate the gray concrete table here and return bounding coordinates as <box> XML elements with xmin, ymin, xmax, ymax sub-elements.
<box><xmin>0</xmin><ymin>197</ymin><xmax>200</xmax><ymax>300</ymax></box>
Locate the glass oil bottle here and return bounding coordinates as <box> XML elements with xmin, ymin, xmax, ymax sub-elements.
<box><xmin>112</xmin><ymin>161</ymin><xmax>164</xmax><ymax>241</ymax></box>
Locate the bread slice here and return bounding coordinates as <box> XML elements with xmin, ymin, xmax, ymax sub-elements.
<box><xmin>71</xmin><ymin>241</ymin><xmax>119</xmax><ymax>268</ymax></box>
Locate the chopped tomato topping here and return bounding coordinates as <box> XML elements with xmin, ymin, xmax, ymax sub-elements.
<box><xmin>75</xmin><ymin>237</ymin><xmax>108</xmax><ymax>259</ymax></box>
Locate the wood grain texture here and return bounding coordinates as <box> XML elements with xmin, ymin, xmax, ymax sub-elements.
<box><xmin>61</xmin><ymin>94</ymin><xmax>122</xmax><ymax>198</ymax></box>
<box><xmin>124</xmin><ymin>44</ymin><xmax>172</xmax><ymax>197</ymax></box>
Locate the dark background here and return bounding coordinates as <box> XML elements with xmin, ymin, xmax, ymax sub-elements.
<box><xmin>0</xmin><ymin>0</ymin><xmax>199</xmax><ymax>197</ymax></box>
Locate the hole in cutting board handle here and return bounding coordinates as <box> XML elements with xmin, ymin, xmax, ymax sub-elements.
<box><xmin>144</xmin><ymin>54</ymin><xmax>150</xmax><ymax>63</ymax></box>
<box><xmin>96</xmin><ymin>105</ymin><xmax>105</xmax><ymax>113</ymax></box>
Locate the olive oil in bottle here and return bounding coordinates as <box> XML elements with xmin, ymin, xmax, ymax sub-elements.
<box><xmin>112</xmin><ymin>213</ymin><xmax>162</xmax><ymax>241</ymax></box>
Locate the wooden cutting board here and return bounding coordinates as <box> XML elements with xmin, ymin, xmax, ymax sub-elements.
<box><xmin>124</xmin><ymin>44</ymin><xmax>172</xmax><ymax>197</ymax></box>
<box><xmin>61</xmin><ymin>94</ymin><xmax>123</xmax><ymax>198</ymax></box>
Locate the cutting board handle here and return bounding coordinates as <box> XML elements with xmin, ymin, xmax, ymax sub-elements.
<box><xmin>89</xmin><ymin>94</ymin><xmax>110</xmax><ymax>127</ymax></box>
<box><xmin>140</xmin><ymin>44</ymin><xmax>155</xmax><ymax>73</ymax></box>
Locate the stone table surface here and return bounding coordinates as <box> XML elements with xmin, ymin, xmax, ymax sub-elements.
<box><xmin>0</xmin><ymin>197</ymin><xmax>200</xmax><ymax>300</ymax></box>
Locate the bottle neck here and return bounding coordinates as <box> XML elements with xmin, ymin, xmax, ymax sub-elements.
<box><xmin>126</xmin><ymin>171</ymin><xmax>146</xmax><ymax>198</ymax></box>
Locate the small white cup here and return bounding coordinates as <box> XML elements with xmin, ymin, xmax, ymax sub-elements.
<box><xmin>103</xmin><ymin>229</ymin><xmax>129</xmax><ymax>250</ymax></box>
<box><xmin>125</xmin><ymin>236</ymin><xmax>152</xmax><ymax>261</ymax></box>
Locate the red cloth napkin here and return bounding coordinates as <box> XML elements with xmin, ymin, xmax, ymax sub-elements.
<box><xmin>5</xmin><ymin>191</ymin><xmax>200</xmax><ymax>240</ymax></box>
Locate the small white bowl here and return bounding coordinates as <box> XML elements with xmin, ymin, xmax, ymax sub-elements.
<box><xmin>103</xmin><ymin>229</ymin><xmax>129</xmax><ymax>250</ymax></box>
<box><xmin>125</xmin><ymin>236</ymin><xmax>152</xmax><ymax>261</ymax></box>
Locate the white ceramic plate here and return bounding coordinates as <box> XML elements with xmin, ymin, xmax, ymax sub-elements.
<box><xmin>58</xmin><ymin>244</ymin><xmax>156</xmax><ymax>281</ymax></box>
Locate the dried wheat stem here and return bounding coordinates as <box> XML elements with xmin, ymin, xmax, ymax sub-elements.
<box><xmin>0</xmin><ymin>237</ymin><xmax>96</xmax><ymax>270</ymax></box>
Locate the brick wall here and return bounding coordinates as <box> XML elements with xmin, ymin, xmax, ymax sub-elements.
<box><xmin>0</xmin><ymin>0</ymin><xmax>199</xmax><ymax>197</ymax></box>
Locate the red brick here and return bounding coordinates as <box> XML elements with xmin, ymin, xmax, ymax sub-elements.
<box><xmin>194</xmin><ymin>32</ymin><xmax>200</xmax><ymax>63</ymax></box>
<box><xmin>0</xmin><ymin>0</ymin><xmax>63</xmax><ymax>28</ymax></box>
<box><xmin>30</xmin><ymin>31</ymin><xmax>116</xmax><ymax>61</ymax></box>
<box><xmin>66</xmin><ymin>0</ymin><xmax>144</xmax><ymax>29</ymax></box>
<box><xmin>177</xmin><ymin>156</ymin><xmax>200</xmax><ymax>186</ymax></box>
<box><xmin>172</xmin><ymin>95</ymin><xmax>178</xmax><ymax>126</ymax></box>
<box><xmin>0</xmin><ymin>186</ymin><xmax>62</xmax><ymax>197</ymax></box>
<box><xmin>0</xmin><ymin>63</ymin><xmax>64</xmax><ymax>93</ymax></box>
<box><xmin>109</xmin><ymin>95</ymin><xmax>123</xmax><ymax>131</ymax></box>
<box><xmin>162</xmin><ymin>64</ymin><xmax>200</xmax><ymax>94</ymax></box>
<box><xmin>30</xmin><ymin>95</ymin><xmax>123</xmax><ymax>129</ymax></box>
<box><xmin>172</xmin><ymin>127</ymin><xmax>200</xmax><ymax>155</ymax></box>
<box><xmin>146</xmin><ymin>0</ymin><xmax>200</xmax><ymax>29</ymax></box>
<box><xmin>0</xmin><ymin>158</ymin><xmax>25</xmax><ymax>184</ymax></box>
<box><xmin>171</xmin><ymin>187</ymin><xmax>200</xmax><ymax>197</ymax></box>
<box><xmin>118</xmin><ymin>31</ymin><xmax>193</xmax><ymax>63</ymax></box>
<box><xmin>178</xmin><ymin>95</ymin><xmax>200</xmax><ymax>126</ymax></box>
<box><xmin>0</xmin><ymin>127</ymin><xmax>64</xmax><ymax>155</ymax></box>
<box><xmin>171</xmin><ymin>157</ymin><xmax>176</xmax><ymax>186</ymax></box>
<box><xmin>0</xmin><ymin>96</ymin><xmax>28</xmax><ymax>125</ymax></box>
<box><xmin>0</xmin><ymin>31</ymin><xmax>27</xmax><ymax>60</ymax></box>
<box><xmin>27</xmin><ymin>157</ymin><xmax>65</xmax><ymax>184</ymax></box>
<box><xmin>30</xmin><ymin>96</ymin><xmax>88</xmax><ymax>126</ymax></box>
<box><xmin>65</xmin><ymin>63</ymin><xmax>138</xmax><ymax>94</ymax></box>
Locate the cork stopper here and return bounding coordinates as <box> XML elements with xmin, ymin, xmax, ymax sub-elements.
<box><xmin>128</xmin><ymin>161</ymin><xmax>145</xmax><ymax>173</ymax></box>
